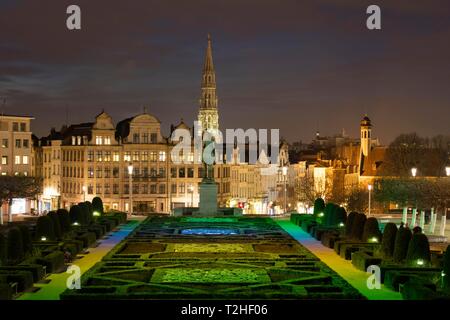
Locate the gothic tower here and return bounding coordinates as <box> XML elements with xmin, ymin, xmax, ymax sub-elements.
<box><xmin>197</xmin><ymin>34</ymin><xmax>219</xmax><ymax>134</ymax></box>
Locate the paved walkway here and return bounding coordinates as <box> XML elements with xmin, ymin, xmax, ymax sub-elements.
<box><xmin>277</xmin><ymin>219</ymin><xmax>402</xmax><ymax>300</ymax></box>
<box><xmin>19</xmin><ymin>217</ymin><xmax>144</xmax><ymax>300</ymax></box>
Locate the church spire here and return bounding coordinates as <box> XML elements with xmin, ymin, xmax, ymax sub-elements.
<box><xmin>198</xmin><ymin>33</ymin><xmax>219</xmax><ymax>132</ymax></box>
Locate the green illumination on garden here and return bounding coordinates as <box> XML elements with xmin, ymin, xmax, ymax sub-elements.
<box><xmin>318</xmin><ymin>212</ymin><xmax>324</xmax><ymax>217</ymax></box>
<box><xmin>339</xmin><ymin>222</ymin><xmax>345</xmax><ymax>227</ymax></box>
<box><xmin>41</xmin><ymin>236</ymin><xmax>47</xmax><ymax>241</ymax></box>
<box><xmin>93</xmin><ymin>211</ymin><xmax>100</xmax><ymax>217</ymax></box>
<box><xmin>72</xmin><ymin>222</ymin><xmax>79</xmax><ymax>226</ymax></box>
<box><xmin>369</xmin><ymin>237</ymin><xmax>378</xmax><ymax>243</ymax></box>
<box><xmin>416</xmin><ymin>259</ymin><xmax>424</xmax><ymax>266</ymax></box>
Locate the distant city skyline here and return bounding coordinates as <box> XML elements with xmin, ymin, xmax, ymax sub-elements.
<box><xmin>1</xmin><ymin>0</ymin><xmax>450</xmax><ymax>144</ymax></box>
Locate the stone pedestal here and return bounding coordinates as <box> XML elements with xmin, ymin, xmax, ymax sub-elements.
<box><xmin>198</xmin><ymin>179</ymin><xmax>218</xmax><ymax>216</ymax></box>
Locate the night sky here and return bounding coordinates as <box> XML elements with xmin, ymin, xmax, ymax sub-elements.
<box><xmin>1</xmin><ymin>0</ymin><xmax>449</xmax><ymax>144</ymax></box>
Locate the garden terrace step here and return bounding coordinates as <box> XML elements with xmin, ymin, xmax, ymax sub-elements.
<box><xmin>312</xmin><ymin>227</ymin><xmax>340</xmax><ymax>241</ymax></box>
<box><xmin>385</xmin><ymin>271</ymin><xmax>439</xmax><ymax>292</ymax></box>
<box><xmin>351</xmin><ymin>251</ymin><xmax>383</xmax><ymax>272</ymax></box>
<box><xmin>334</xmin><ymin>240</ymin><xmax>366</xmax><ymax>255</ymax></box>
<box><xmin>379</xmin><ymin>265</ymin><xmax>441</xmax><ymax>283</ymax></box>
<box><xmin>339</xmin><ymin>243</ymin><xmax>380</xmax><ymax>260</ymax></box>
<box><xmin>0</xmin><ymin>265</ymin><xmax>46</xmax><ymax>282</ymax></box>
<box><xmin>321</xmin><ymin>232</ymin><xmax>343</xmax><ymax>249</ymax></box>
<box><xmin>35</xmin><ymin>251</ymin><xmax>66</xmax><ymax>273</ymax></box>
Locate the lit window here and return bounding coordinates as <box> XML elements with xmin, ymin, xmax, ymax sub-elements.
<box><xmin>96</xmin><ymin>136</ymin><xmax>103</xmax><ymax>145</ymax></box>
<box><xmin>150</xmin><ymin>151</ymin><xmax>157</xmax><ymax>162</ymax></box>
<box><xmin>72</xmin><ymin>136</ymin><xmax>76</xmax><ymax>145</ymax></box>
<box><xmin>2</xmin><ymin>139</ymin><xmax>8</xmax><ymax>148</ymax></box>
<box><xmin>22</xmin><ymin>156</ymin><xmax>29</xmax><ymax>164</ymax></box>
<box><xmin>124</xmin><ymin>152</ymin><xmax>131</xmax><ymax>161</ymax></box>
<box><xmin>15</xmin><ymin>139</ymin><xmax>21</xmax><ymax>148</ymax></box>
<box><xmin>113</xmin><ymin>152</ymin><xmax>119</xmax><ymax>162</ymax></box>
<box><xmin>133</xmin><ymin>151</ymin><xmax>139</xmax><ymax>161</ymax></box>
<box><xmin>1</xmin><ymin>156</ymin><xmax>7</xmax><ymax>165</ymax></box>
<box><xmin>159</xmin><ymin>151</ymin><xmax>166</xmax><ymax>162</ymax></box>
<box><xmin>97</xmin><ymin>151</ymin><xmax>103</xmax><ymax>162</ymax></box>
<box><xmin>15</xmin><ymin>155</ymin><xmax>21</xmax><ymax>164</ymax></box>
<box><xmin>104</xmin><ymin>136</ymin><xmax>111</xmax><ymax>145</ymax></box>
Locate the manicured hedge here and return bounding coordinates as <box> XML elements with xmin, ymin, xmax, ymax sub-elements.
<box><xmin>36</xmin><ymin>251</ymin><xmax>65</xmax><ymax>273</ymax></box>
<box><xmin>48</xmin><ymin>211</ymin><xmax>62</xmax><ymax>239</ymax></box>
<box><xmin>57</xmin><ymin>208</ymin><xmax>71</xmax><ymax>233</ymax></box>
<box><xmin>345</xmin><ymin>212</ymin><xmax>358</xmax><ymax>237</ymax></box>
<box><xmin>406</xmin><ymin>233</ymin><xmax>431</xmax><ymax>266</ymax></box>
<box><xmin>92</xmin><ymin>197</ymin><xmax>104</xmax><ymax>216</ymax></box>
<box><xmin>78</xmin><ymin>202</ymin><xmax>91</xmax><ymax>226</ymax></box>
<box><xmin>0</xmin><ymin>264</ymin><xmax>45</xmax><ymax>282</ymax></box>
<box><xmin>393</xmin><ymin>226</ymin><xmax>412</xmax><ymax>263</ymax></box>
<box><xmin>362</xmin><ymin>217</ymin><xmax>382</xmax><ymax>242</ymax></box>
<box><xmin>443</xmin><ymin>245</ymin><xmax>450</xmax><ymax>292</ymax></box>
<box><xmin>313</xmin><ymin>198</ymin><xmax>325</xmax><ymax>218</ymax></box>
<box><xmin>0</xmin><ymin>270</ymin><xmax>34</xmax><ymax>292</ymax></box>
<box><xmin>7</xmin><ymin>228</ymin><xmax>24</xmax><ymax>264</ymax></box>
<box><xmin>380</xmin><ymin>222</ymin><xmax>397</xmax><ymax>259</ymax></box>
<box><xmin>70</xmin><ymin>205</ymin><xmax>83</xmax><ymax>225</ymax></box>
<box><xmin>36</xmin><ymin>215</ymin><xmax>56</xmax><ymax>241</ymax></box>
<box><xmin>0</xmin><ymin>282</ymin><xmax>13</xmax><ymax>300</ymax></box>
<box><xmin>350</xmin><ymin>213</ymin><xmax>367</xmax><ymax>240</ymax></box>
<box><xmin>76</xmin><ymin>232</ymin><xmax>97</xmax><ymax>248</ymax></box>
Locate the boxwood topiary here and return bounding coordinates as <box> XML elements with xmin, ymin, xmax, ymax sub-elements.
<box><xmin>350</xmin><ymin>213</ymin><xmax>367</xmax><ymax>240</ymax></box>
<box><xmin>406</xmin><ymin>233</ymin><xmax>431</xmax><ymax>266</ymax></box>
<box><xmin>393</xmin><ymin>225</ymin><xmax>412</xmax><ymax>263</ymax></box>
<box><xmin>7</xmin><ymin>227</ymin><xmax>24</xmax><ymax>264</ymax></box>
<box><xmin>92</xmin><ymin>197</ymin><xmax>104</xmax><ymax>216</ymax></box>
<box><xmin>380</xmin><ymin>222</ymin><xmax>397</xmax><ymax>259</ymax></box>
<box><xmin>85</xmin><ymin>201</ymin><xmax>94</xmax><ymax>223</ymax></box>
<box><xmin>36</xmin><ymin>215</ymin><xmax>56</xmax><ymax>241</ymax></box>
<box><xmin>48</xmin><ymin>211</ymin><xmax>62</xmax><ymax>240</ymax></box>
<box><xmin>69</xmin><ymin>205</ymin><xmax>83</xmax><ymax>225</ymax></box>
<box><xmin>345</xmin><ymin>212</ymin><xmax>358</xmax><ymax>237</ymax></box>
<box><xmin>323</xmin><ymin>203</ymin><xmax>335</xmax><ymax>226</ymax></box>
<box><xmin>334</xmin><ymin>206</ymin><xmax>347</xmax><ymax>227</ymax></box>
<box><xmin>17</xmin><ymin>225</ymin><xmax>33</xmax><ymax>255</ymax></box>
<box><xmin>362</xmin><ymin>217</ymin><xmax>382</xmax><ymax>242</ymax></box>
<box><xmin>57</xmin><ymin>208</ymin><xmax>71</xmax><ymax>233</ymax></box>
<box><xmin>313</xmin><ymin>198</ymin><xmax>325</xmax><ymax>218</ymax></box>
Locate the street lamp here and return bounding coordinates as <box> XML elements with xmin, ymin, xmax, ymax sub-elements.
<box><xmin>368</xmin><ymin>184</ymin><xmax>373</xmax><ymax>216</ymax></box>
<box><xmin>282</xmin><ymin>166</ymin><xmax>288</xmax><ymax>214</ymax></box>
<box><xmin>128</xmin><ymin>163</ymin><xmax>133</xmax><ymax>215</ymax></box>
<box><xmin>189</xmin><ymin>184</ymin><xmax>194</xmax><ymax>207</ymax></box>
<box><xmin>446</xmin><ymin>166</ymin><xmax>450</xmax><ymax>177</ymax></box>
<box><xmin>82</xmin><ymin>185</ymin><xmax>87</xmax><ymax>202</ymax></box>
<box><xmin>411</xmin><ymin>167</ymin><xmax>417</xmax><ymax>177</ymax></box>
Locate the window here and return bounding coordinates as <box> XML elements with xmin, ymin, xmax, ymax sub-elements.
<box><xmin>133</xmin><ymin>151</ymin><xmax>139</xmax><ymax>161</ymax></box>
<box><xmin>1</xmin><ymin>156</ymin><xmax>7</xmax><ymax>165</ymax></box>
<box><xmin>124</xmin><ymin>152</ymin><xmax>131</xmax><ymax>161</ymax></box>
<box><xmin>22</xmin><ymin>156</ymin><xmax>28</xmax><ymax>164</ymax></box>
<box><xmin>142</xmin><ymin>167</ymin><xmax>149</xmax><ymax>177</ymax></box>
<box><xmin>88</xmin><ymin>184</ymin><xmax>93</xmax><ymax>194</ymax></box>
<box><xmin>88</xmin><ymin>167</ymin><xmax>94</xmax><ymax>178</ymax></box>
<box><xmin>133</xmin><ymin>184</ymin><xmax>139</xmax><ymax>194</ymax></box>
<box><xmin>150</xmin><ymin>167</ymin><xmax>157</xmax><ymax>177</ymax></box>
<box><xmin>104</xmin><ymin>167</ymin><xmax>111</xmax><ymax>178</ymax></box>
<box><xmin>113</xmin><ymin>167</ymin><xmax>119</xmax><ymax>178</ymax></box>
<box><xmin>133</xmin><ymin>133</ymin><xmax>140</xmax><ymax>144</ymax></box>
<box><xmin>104</xmin><ymin>151</ymin><xmax>111</xmax><ymax>162</ymax></box>
<box><xmin>97</xmin><ymin>151</ymin><xmax>103</xmax><ymax>162</ymax></box>
<box><xmin>20</xmin><ymin>123</ymin><xmax>26</xmax><ymax>132</ymax></box>
<box><xmin>179</xmin><ymin>182</ymin><xmax>185</xmax><ymax>194</ymax></box>
<box><xmin>178</xmin><ymin>167</ymin><xmax>185</xmax><ymax>178</ymax></box>
<box><xmin>12</xmin><ymin>122</ymin><xmax>18</xmax><ymax>131</ymax></box>
<box><xmin>104</xmin><ymin>136</ymin><xmax>111</xmax><ymax>145</ymax></box>
<box><xmin>96</xmin><ymin>167</ymin><xmax>102</xmax><ymax>178</ymax></box>
<box><xmin>72</xmin><ymin>136</ymin><xmax>76</xmax><ymax>145</ymax></box>
<box><xmin>159</xmin><ymin>151</ymin><xmax>166</xmax><ymax>162</ymax></box>
<box><xmin>87</xmin><ymin>150</ymin><xmax>94</xmax><ymax>162</ymax></box>
<box><xmin>159</xmin><ymin>168</ymin><xmax>166</xmax><ymax>178</ymax></box>
<box><xmin>15</xmin><ymin>155</ymin><xmax>21</xmax><ymax>164</ymax></box>
<box><xmin>159</xmin><ymin>184</ymin><xmax>166</xmax><ymax>194</ymax></box>
<box><xmin>113</xmin><ymin>184</ymin><xmax>119</xmax><ymax>194</ymax></box>
<box><xmin>150</xmin><ymin>184</ymin><xmax>157</xmax><ymax>194</ymax></box>
<box><xmin>171</xmin><ymin>183</ymin><xmax>177</xmax><ymax>194</ymax></box>
<box><xmin>104</xmin><ymin>183</ymin><xmax>110</xmax><ymax>194</ymax></box>
<box><xmin>171</xmin><ymin>167</ymin><xmax>177</xmax><ymax>178</ymax></box>
<box><xmin>142</xmin><ymin>184</ymin><xmax>148</xmax><ymax>194</ymax></box>
<box><xmin>198</xmin><ymin>167</ymin><xmax>204</xmax><ymax>178</ymax></box>
<box><xmin>113</xmin><ymin>152</ymin><xmax>119</xmax><ymax>162</ymax></box>
<box><xmin>96</xmin><ymin>136</ymin><xmax>103</xmax><ymax>145</ymax></box>
<box><xmin>77</xmin><ymin>136</ymin><xmax>82</xmax><ymax>145</ymax></box>
<box><xmin>96</xmin><ymin>184</ymin><xmax>102</xmax><ymax>194</ymax></box>
<box><xmin>2</xmin><ymin>139</ymin><xmax>8</xmax><ymax>148</ymax></box>
<box><xmin>149</xmin><ymin>151</ymin><xmax>157</xmax><ymax>162</ymax></box>
<box><xmin>187</xmin><ymin>167</ymin><xmax>194</xmax><ymax>178</ymax></box>
<box><xmin>150</xmin><ymin>133</ymin><xmax>157</xmax><ymax>143</ymax></box>
<box><xmin>141</xmin><ymin>151</ymin><xmax>148</xmax><ymax>161</ymax></box>
<box><xmin>15</xmin><ymin>139</ymin><xmax>21</xmax><ymax>148</ymax></box>
<box><xmin>142</xmin><ymin>133</ymin><xmax>148</xmax><ymax>143</ymax></box>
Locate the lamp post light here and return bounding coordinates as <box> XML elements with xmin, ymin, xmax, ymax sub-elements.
<box><xmin>446</xmin><ymin>166</ymin><xmax>450</xmax><ymax>177</ymax></box>
<box><xmin>189</xmin><ymin>184</ymin><xmax>194</xmax><ymax>207</ymax></box>
<box><xmin>128</xmin><ymin>163</ymin><xmax>133</xmax><ymax>215</ymax></box>
<box><xmin>282</xmin><ymin>166</ymin><xmax>288</xmax><ymax>214</ymax></box>
<box><xmin>411</xmin><ymin>167</ymin><xmax>417</xmax><ymax>177</ymax></box>
<box><xmin>82</xmin><ymin>185</ymin><xmax>87</xmax><ymax>202</ymax></box>
<box><xmin>368</xmin><ymin>184</ymin><xmax>373</xmax><ymax>216</ymax></box>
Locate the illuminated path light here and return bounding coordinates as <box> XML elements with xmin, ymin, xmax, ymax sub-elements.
<box><xmin>277</xmin><ymin>220</ymin><xmax>402</xmax><ymax>300</ymax></box>
<box><xmin>19</xmin><ymin>217</ymin><xmax>144</xmax><ymax>300</ymax></box>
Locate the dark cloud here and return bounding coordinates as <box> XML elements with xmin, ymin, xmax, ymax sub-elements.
<box><xmin>0</xmin><ymin>0</ymin><xmax>449</xmax><ymax>143</ymax></box>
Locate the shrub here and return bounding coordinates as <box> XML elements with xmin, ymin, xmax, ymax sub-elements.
<box><xmin>362</xmin><ymin>217</ymin><xmax>382</xmax><ymax>242</ymax></box>
<box><xmin>443</xmin><ymin>246</ymin><xmax>450</xmax><ymax>291</ymax></box>
<box><xmin>334</xmin><ymin>206</ymin><xmax>347</xmax><ymax>227</ymax></box>
<box><xmin>350</xmin><ymin>213</ymin><xmax>367</xmax><ymax>240</ymax></box>
<box><xmin>36</xmin><ymin>251</ymin><xmax>65</xmax><ymax>273</ymax></box>
<box><xmin>6</xmin><ymin>227</ymin><xmax>24</xmax><ymax>264</ymax></box>
<box><xmin>69</xmin><ymin>205</ymin><xmax>83</xmax><ymax>225</ymax></box>
<box><xmin>393</xmin><ymin>225</ymin><xmax>412</xmax><ymax>263</ymax></box>
<box><xmin>0</xmin><ymin>234</ymin><xmax>6</xmax><ymax>266</ymax></box>
<box><xmin>78</xmin><ymin>202</ymin><xmax>91</xmax><ymax>226</ymax></box>
<box><xmin>92</xmin><ymin>197</ymin><xmax>104</xmax><ymax>216</ymax></box>
<box><xmin>85</xmin><ymin>201</ymin><xmax>94</xmax><ymax>223</ymax></box>
<box><xmin>323</xmin><ymin>203</ymin><xmax>335</xmax><ymax>226</ymax></box>
<box><xmin>313</xmin><ymin>198</ymin><xmax>325</xmax><ymax>218</ymax></box>
<box><xmin>36</xmin><ymin>215</ymin><xmax>56</xmax><ymax>241</ymax></box>
<box><xmin>57</xmin><ymin>208</ymin><xmax>71</xmax><ymax>233</ymax></box>
<box><xmin>345</xmin><ymin>212</ymin><xmax>358</xmax><ymax>237</ymax></box>
<box><xmin>412</xmin><ymin>226</ymin><xmax>422</xmax><ymax>235</ymax></box>
<box><xmin>406</xmin><ymin>233</ymin><xmax>431</xmax><ymax>266</ymax></box>
<box><xmin>17</xmin><ymin>225</ymin><xmax>33</xmax><ymax>255</ymax></box>
<box><xmin>380</xmin><ymin>223</ymin><xmax>397</xmax><ymax>259</ymax></box>
<box><xmin>48</xmin><ymin>211</ymin><xmax>62</xmax><ymax>239</ymax></box>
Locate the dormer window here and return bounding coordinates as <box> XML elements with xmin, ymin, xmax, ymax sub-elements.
<box><xmin>72</xmin><ymin>136</ymin><xmax>76</xmax><ymax>145</ymax></box>
<box><xmin>104</xmin><ymin>136</ymin><xmax>111</xmax><ymax>145</ymax></box>
<box><xmin>77</xmin><ymin>136</ymin><xmax>82</xmax><ymax>145</ymax></box>
<box><xmin>150</xmin><ymin>133</ymin><xmax>157</xmax><ymax>143</ymax></box>
<box><xmin>133</xmin><ymin>133</ymin><xmax>140</xmax><ymax>144</ymax></box>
